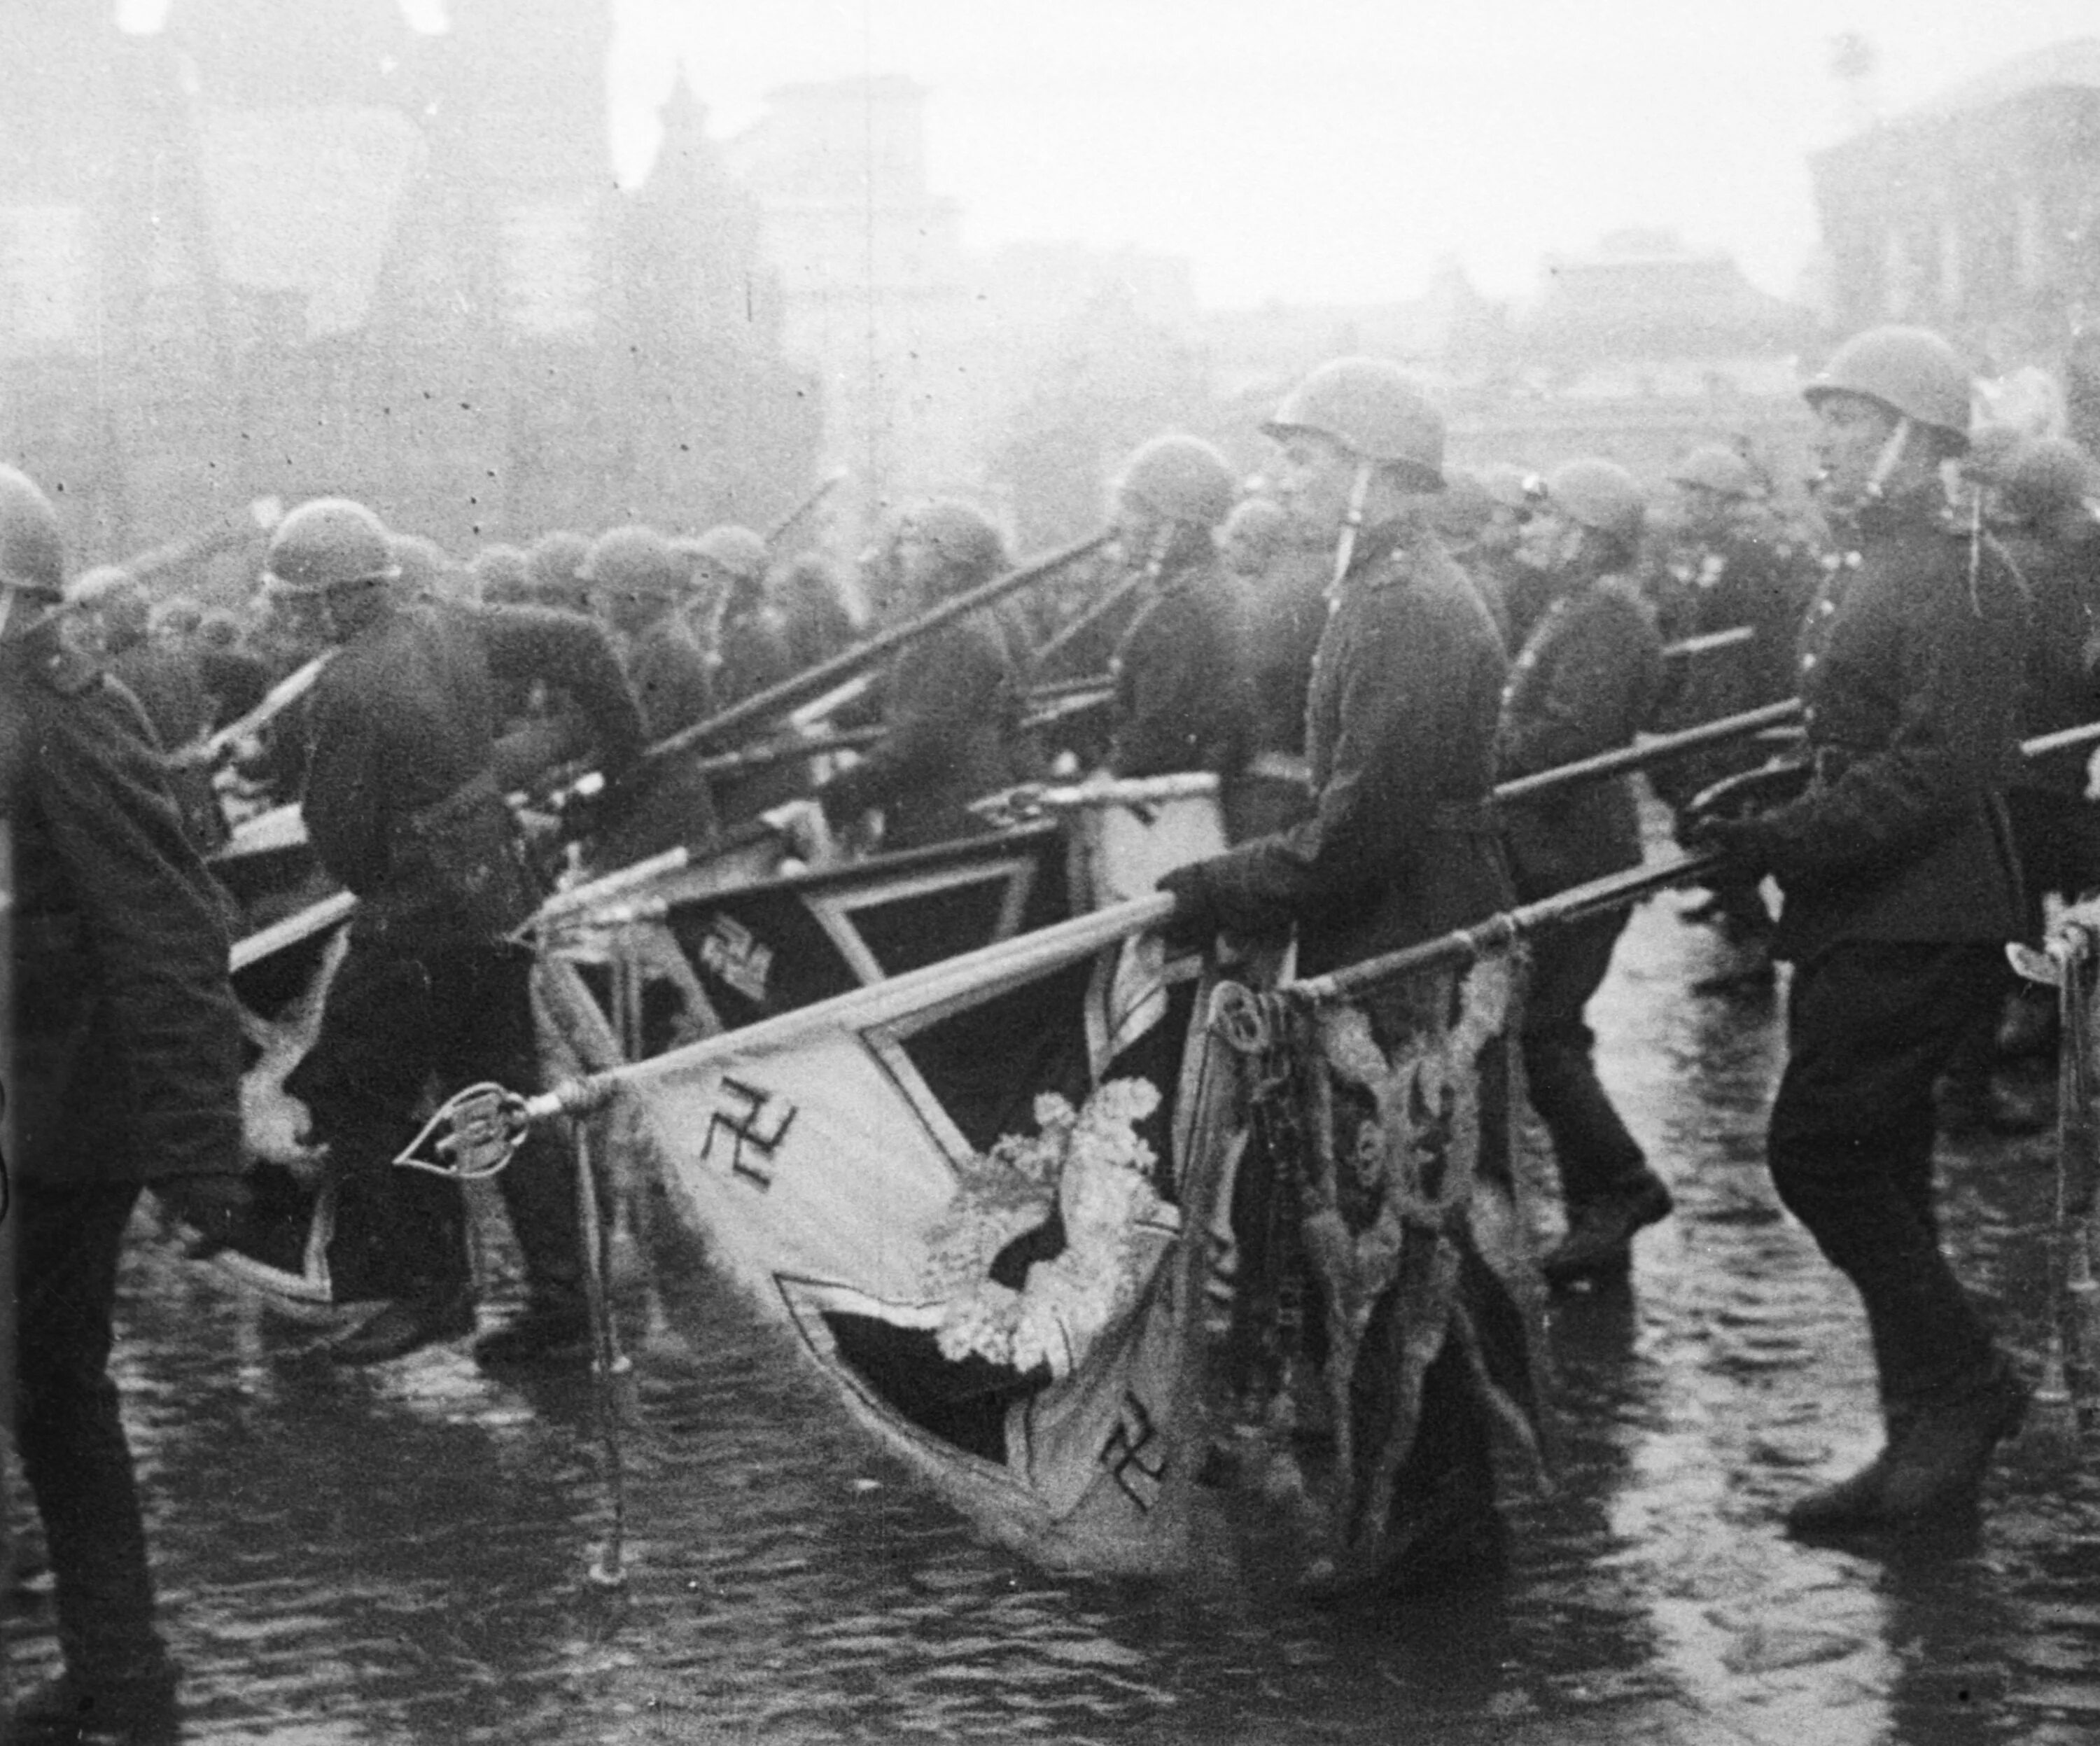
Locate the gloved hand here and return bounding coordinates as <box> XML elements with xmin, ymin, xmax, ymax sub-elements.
<box><xmin>1681</xmin><ymin>811</ymin><xmax>1770</xmax><ymax>874</ymax></box>
<box><xmin>1682</xmin><ymin>760</ymin><xmax>1810</xmax><ymax>833</ymax></box>
<box><xmin>155</xmin><ymin>1171</ymin><xmax>255</xmax><ymax>1256</ymax></box>
<box><xmin>761</xmin><ymin>797</ymin><xmax>836</xmax><ymax>869</ymax></box>
<box><xmin>1155</xmin><ymin>865</ymin><xmax>1220</xmax><ymax>954</ymax></box>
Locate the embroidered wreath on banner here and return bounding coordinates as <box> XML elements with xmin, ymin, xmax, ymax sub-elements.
<box><xmin>920</xmin><ymin>1078</ymin><xmax>1177</xmax><ymax>1380</ymax></box>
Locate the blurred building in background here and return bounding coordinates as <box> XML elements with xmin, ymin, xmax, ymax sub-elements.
<box><xmin>0</xmin><ymin>0</ymin><xmax>816</xmax><ymax>576</ymax></box>
<box><xmin>1812</xmin><ymin>38</ymin><xmax>2100</xmax><ymax>365</ymax></box>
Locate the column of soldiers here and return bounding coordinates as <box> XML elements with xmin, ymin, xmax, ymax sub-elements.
<box><xmin>12</xmin><ymin>323</ymin><xmax>2100</xmax><ymax>1735</ymax></box>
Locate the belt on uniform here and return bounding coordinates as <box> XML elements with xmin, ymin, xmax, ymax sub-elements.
<box><xmin>1429</xmin><ymin>798</ymin><xmax>1499</xmax><ymax>834</ymax></box>
<box><xmin>1242</xmin><ymin>752</ymin><xmax>1311</xmax><ymax>786</ymax></box>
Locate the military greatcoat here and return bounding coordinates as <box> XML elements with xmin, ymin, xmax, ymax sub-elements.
<box><xmin>1736</xmin><ymin>491</ymin><xmax>2026</xmax><ymax>963</ymax></box>
<box><xmin>1180</xmin><ymin>517</ymin><xmax>1513</xmax><ymax>975</ymax></box>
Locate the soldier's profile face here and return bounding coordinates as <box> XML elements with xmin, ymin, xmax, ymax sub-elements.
<box><xmin>1271</xmin><ymin>431</ymin><xmax>1354</xmax><ymax>540</ymax></box>
<box><xmin>1520</xmin><ymin>505</ymin><xmax>1572</xmax><ymax>572</ymax></box>
<box><xmin>1813</xmin><ymin>393</ymin><xmax>1896</xmax><ymax>503</ymax></box>
<box><xmin>1111</xmin><ymin>489</ymin><xmax>1165</xmax><ymax>561</ymax></box>
<box><xmin>1676</xmin><ymin>483</ymin><xmax>1733</xmax><ymax>540</ymax></box>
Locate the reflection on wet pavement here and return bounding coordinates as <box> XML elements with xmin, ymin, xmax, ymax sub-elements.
<box><xmin>8</xmin><ymin>877</ymin><xmax>2100</xmax><ymax>1743</ymax></box>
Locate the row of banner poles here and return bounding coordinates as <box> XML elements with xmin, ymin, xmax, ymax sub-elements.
<box><xmin>398</xmin><ymin>701</ymin><xmax>2100</xmax><ymax>1580</ymax></box>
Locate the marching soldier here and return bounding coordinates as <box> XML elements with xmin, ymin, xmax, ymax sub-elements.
<box><xmin>469</xmin><ymin>542</ymin><xmax>535</xmax><ymax>607</ymax></box>
<box><xmin>1102</xmin><ymin>434</ymin><xmax>1252</xmax><ymax>784</ymax></box>
<box><xmin>1691</xmin><ymin>326</ymin><xmax>2033</xmax><ymax>1537</ymax></box>
<box><xmin>1156</xmin><ymin>358</ymin><xmax>1513</xmax><ymax>982</ymax></box>
<box><xmin>67</xmin><ymin>564</ymin><xmax>227</xmax><ymax>862</ymax></box>
<box><xmin>524</xmin><ymin>529</ymin><xmax>595</xmax><ymax>616</ymax></box>
<box><xmin>817</xmin><ymin>499</ymin><xmax>1026</xmax><ymax>852</ymax></box>
<box><xmin>582</xmin><ymin>523</ymin><xmax>722</xmax><ymax>864</ymax></box>
<box><xmin>1936</xmin><ymin>434</ymin><xmax>2100</xmax><ymax>1132</ymax></box>
<box><xmin>268</xmin><ymin>498</ymin><xmax>645</xmax><ymax>1367</ymax></box>
<box><xmin>1432</xmin><ymin>468</ymin><xmax>1513</xmax><ymax>645</ymax></box>
<box><xmin>1220</xmin><ymin>494</ymin><xmax>1328</xmax><ymax>839</ymax></box>
<box><xmin>1651</xmin><ymin>442</ymin><xmax>1819</xmax><ymax>991</ymax></box>
<box><xmin>1497</xmin><ymin>460</ymin><xmax>1674</xmax><ymax>1287</ymax></box>
<box><xmin>1154</xmin><ymin>360</ymin><xmax>1515</xmax><ymax>1581</ymax></box>
<box><xmin>1996</xmin><ymin>436</ymin><xmax>2100</xmax><ymax>914</ymax></box>
<box><xmin>3</xmin><ymin>465</ymin><xmax>248</xmax><ymax>1742</ymax></box>
<box><xmin>774</xmin><ymin>552</ymin><xmax>861</xmax><ymax>673</ymax></box>
<box><xmin>1476</xmin><ymin>463</ymin><xmax>1554</xmax><ymax>648</ymax></box>
<box><xmin>695</xmin><ymin>524</ymin><xmax>792</xmax><ymax>711</ymax></box>
<box><xmin>690</xmin><ymin>524</ymin><xmax>804</xmax><ymax>823</ymax></box>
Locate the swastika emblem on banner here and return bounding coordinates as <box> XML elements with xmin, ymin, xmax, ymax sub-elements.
<box><xmin>703</xmin><ymin>1077</ymin><xmax>798</xmax><ymax>1189</ymax></box>
<box><xmin>1100</xmin><ymin>1390</ymin><xmax>1166</xmax><ymax>1511</ymax></box>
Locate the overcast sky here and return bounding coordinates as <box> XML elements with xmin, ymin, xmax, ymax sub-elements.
<box><xmin>612</xmin><ymin>0</ymin><xmax>2098</xmax><ymax>311</ymax></box>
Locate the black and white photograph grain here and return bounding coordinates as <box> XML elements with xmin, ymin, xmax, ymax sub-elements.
<box><xmin>4</xmin><ymin>3</ymin><xmax>2100</xmax><ymax>1742</ymax></box>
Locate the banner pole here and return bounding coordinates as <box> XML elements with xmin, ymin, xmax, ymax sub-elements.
<box><xmin>573</xmin><ymin>1117</ymin><xmax>629</xmax><ymax>1590</ymax></box>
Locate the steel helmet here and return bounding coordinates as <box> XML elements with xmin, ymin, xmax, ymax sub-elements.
<box><xmin>581</xmin><ymin>525</ymin><xmax>687</xmax><ymax>596</ymax></box>
<box><xmin>152</xmin><ymin>593</ymin><xmax>206</xmax><ymax>641</ymax></box>
<box><xmin>64</xmin><ymin>564</ymin><xmax>135</xmax><ymax>613</ymax></box>
<box><xmin>1262</xmin><ymin>357</ymin><xmax>1445</xmax><ymax>485</ymax></box>
<box><xmin>70</xmin><ymin>566</ymin><xmax>152</xmax><ymax>647</ymax></box>
<box><xmin>1479</xmin><ymin>462</ymin><xmax>1546</xmax><ymax>512</ymax></box>
<box><xmin>1222</xmin><ymin>495</ymin><xmax>1287</xmax><ymax>545</ymax></box>
<box><xmin>468</xmin><ymin>542</ymin><xmax>532</xmax><ymax>604</ymax></box>
<box><xmin>2000</xmin><ymin>436</ymin><xmax>2100</xmax><ymax>525</ymax></box>
<box><xmin>264</xmin><ymin>498</ymin><xmax>399</xmax><ymax>594</ymax></box>
<box><xmin>1545</xmin><ymin>459</ymin><xmax>1646</xmax><ymax>543</ymax></box>
<box><xmin>1432</xmin><ymin>469</ymin><xmax>1496</xmax><ymax>539</ymax></box>
<box><xmin>1668</xmin><ymin>444</ymin><xmax>1760</xmax><ymax>499</ymax></box>
<box><xmin>1804</xmin><ymin>326</ymin><xmax>1972</xmax><ymax>448</ymax></box>
<box><xmin>1116</xmin><ymin>434</ymin><xmax>1238</xmax><ymax>527</ymax></box>
<box><xmin>0</xmin><ymin>465</ymin><xmax>65</xmax><ymax>601</ymax></box>
<box><xmin>526</xmin><ymin>529</ymin><xmax>591</xmax><ymax>589</ymax></box>
<box><xmin>902</xmin><ymin>499</ymin><xmax>1008</xmax><ymax>588</ymax></box>
<box><xmin>688</xmin><ymin>524</ymin><xmax>769</xmax><ymax>583</ymax></box>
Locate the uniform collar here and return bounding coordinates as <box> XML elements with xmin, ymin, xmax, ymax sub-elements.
<box><xmin>1844</xmin><ymin>484</ymin><xmax>1948</xmax><ymax>540</ymax></box>
<box><xmin>1339</xmin><ymin>515</ymin><xmax>1431</xmax><ymax>592</ymax></box>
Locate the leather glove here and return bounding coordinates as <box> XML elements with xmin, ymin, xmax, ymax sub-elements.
<box><xmin>1155</xmin><ymin>865</ymin><xmax>1220</xmax><ymax>954</ymax></box>
<box><xmin>1682</xmin><ymin>812</ymin><xmax>1770</xmax><ymax>874</ymax></box>
<box><xmin>155</xmin><ymin>1171</ymin><xmax>255</xmax><ymax>1257</ymax></box>
<box><xmin>761</xmin><ymin>797</ymin><xmax>836</xmax><ymax>869</ymax></box>
<box><xmin>1682</xmin><ymin>760</ymin><xmax>1810</xmax><ymax>832</ymax></box>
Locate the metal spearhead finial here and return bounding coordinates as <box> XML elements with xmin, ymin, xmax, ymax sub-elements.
<box><xmin>393</xmin><ymin>1082</ymin><xmax>534</xmax><ymax>1180</ymax></box>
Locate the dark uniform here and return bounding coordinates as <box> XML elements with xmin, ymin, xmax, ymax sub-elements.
<box><xmin>5</xmin><ymin>618</ymin><xmax>245</xmax><ymax>1725</ymax></box>
<box><xmin>712</xmin><ymin>601</ymin><xmax>805</xmax><ymax>824</ymax></box>
<box><xmin>102</xmin><ymin>625</ymin><xmax>229</xmax><ymax>861</ymax></box>
<box><xmin>1499</xmin><ymin>575</ymin><xmax>1667</xmax><ymax>1233</ymax></box>
<box><xmin>1107</xmin><ymin>543</ymin><xmax>1251</xmax><ymax>781</ymax></box>
<box><xmin>818</xmin><ymin>613</ymin><xmax>1026</xmax><ymax>852</ymax></box>
<box><xmin>1234</xmin><ymin>540</ymin><xmax>1329</xmax><ymax>841</ymax></box>
<box><xmin>1653</xmin><ymin>529</ymin><xmax>1815</xmax><ymax>787</ymax></box>
<box><xmin>1998</xmin><ymin>512</ymin><xmax>2100</xmax><ymax>919</ymax></box>
<box><xmin>1476</xmin><ymin>547</ymin><xmax>1554</xmax><ymax>653</ymax></box>
<box><xmin>596</xmin><ymin>610</ymin><xmax>722</xmax><ymax>866</ymax></box>
<box><xmin>1716</xmin><ymin>487</ymin><xmax>2027</xmax><ymax>1435</ymax></box>
<box><xmin>287</xmin><ymin>599</ymin><xmax>642</xmax><ymax>1351</ymax></box>
<box><xmin>1164</xmin><ymin>517</ymin><xmax>1512</xmax><ymax>978</ymax></box>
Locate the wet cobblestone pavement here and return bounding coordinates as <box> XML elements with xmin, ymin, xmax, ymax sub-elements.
<box><xmin>10</xmin><ymin>876</ymin><xmax>2100</xmax><ymax>1744</ymax></box>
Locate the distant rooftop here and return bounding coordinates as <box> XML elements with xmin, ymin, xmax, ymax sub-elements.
<box><xmin>1897</xmin><ymin>36</ymin><xmax>2100</xmax><ymax>123</ymax></box>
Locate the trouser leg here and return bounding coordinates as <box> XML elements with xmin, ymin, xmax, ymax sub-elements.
<box><xmin>12</xmin><ymin>1182</ymin><xmax>167</xmax><ymax>1681</ymax></box>
<box><xmin>1767</xmin><ymin>942</ymin><xmax>2003</xmax><ymax>1408</ymax></box>
<box><xmin>1520</xmin><ymin>911</ymin><xmax>1648</xmax><ymax>1210</ymax></box>
<box><xmin>286</xmin><ymin>938</ymin><xmax>470</xmax><ymax>1305</ymax></box>
<box><xmin>437</xmin><ymin>942</ymin><xmax>603</xmax><ymax>1314</ymax></box>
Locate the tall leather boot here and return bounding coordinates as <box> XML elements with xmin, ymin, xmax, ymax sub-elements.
<box><xmin>1785</xmin><ymin>1359</ymin><xmax>2028</xmax><ymax>1538</ymax></box>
